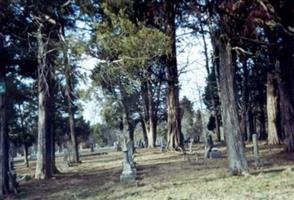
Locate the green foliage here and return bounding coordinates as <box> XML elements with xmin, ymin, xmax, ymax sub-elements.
<box><xmin>7</xmin><ymin>75</ymin><xmax>37</xmax><ymax>148</ymax></box>
<box><xmin>91</xmin><ymin>1</ymin><xmax>170</xmax><ymax>83</ymax></box>
<box><xmin>203</xmin><ymin>68</ymin><xmax>219</xmax><ymax>111</ymax></box>
<box><xmin>75</xmin><ymin>116</ymin><xmax>91</xmax><ymax>142</ymax></box>
<box><xmin>90</xmin><ymin>122</ymin><xmax>115</xmax><ymax>147</ymax></box>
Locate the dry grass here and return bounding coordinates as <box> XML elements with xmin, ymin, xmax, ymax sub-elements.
<box><xmin>8</xmin><ymin>142</ymin><xmax>294</xmax><ymax>200</ymax></box>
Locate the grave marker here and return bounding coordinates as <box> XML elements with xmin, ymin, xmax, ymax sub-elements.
<box><xmin>120</xmin><ymin>141</ymin><xmax>136</xmax><ymax>183</ymax></box>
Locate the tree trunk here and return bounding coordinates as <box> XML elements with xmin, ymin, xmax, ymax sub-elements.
<box><xmin>48</xmin><ymin>85</ymin><xmax>59</xmax><ymax>173</ymax></box>
<box><xmin>146</xmin><ymin>67</ymin><xmax>156</xmax><ymax>147</ymax></box>
<box><xmin>122</xmin><ymin>111</ymin><xmax>134</xmax><ymax>150</ymax></box>
<box><xmin>166</xmin><ymin>0</ymin><xmax>183</xmax><ymax>150</ymax></box>
<box><xmin>278</xmin><ymin>83</ymin><xmax>294</xmax><ymax>151</ymax></box>
<box><xmin>259</xmin><ymin>105</ymin><xmax>267</xmax><ymax>140</ymax></box>
<box><xmin>217</xmin><ymin>36</ymin><xmax>248</xmax><ymax>175</ymax></box>
<box><xmin>140</xmin><ymin>118</ymin><xmax>148</xmax><ymax>147</ymax></box>
<box><xmin>64</xmin><ymin>50</ymin><xmax>79</xmax><ymax>163</ymax></box>
<box><xmin>18</xmin><ymin>104</ymin><xmax>30</xmax><ymax>168</ymax></box>
<box><xmin>0</xmin><ymin>65</ymin><xmax>9</xmax><ymax>197</ymax></box>
<box><xmin>278</xmin><ymin>31</ymin><xmax>294</xmax><ymax>151</ymax></box>
<box><xmin>211</xmin><ymin>33</ymin><xmax>223</xmax><ymax>142</ymax></box>
<box><xmin>201</xmin><ymin>23</ymin><xmax>221</xmax><ymax>142</ymax></box>
<box><xmin>266</xmin><ymin>72</ymin><xmax>280</xmax><ymax>145</ymax></box>
<box><xmin>23</xmin><ymin>144</ymin><xmax>29</xmax><ymax>168</ymax></box>
<box><xmin>241</xmin><ymin>57</ymin><xmax>250</xmax><ymax>142</ymax></box>
<box><xmin>46</xmin><ymin>61</ymin><xmax>59</xmax><ymax>173</ymax></box>
<box><xmin>35</xmin><ymin>25</ymin><xmax>52</xmax><ymax>179</ymax></box>
<box><xmin>141</xmin><ymin>81</ymin><xmax>150</xmax><ymax>147</ymax></box>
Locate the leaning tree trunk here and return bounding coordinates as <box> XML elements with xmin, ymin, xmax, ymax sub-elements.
<box><xmin>166</xmin><ymin>0</ymin><xmax>183</xmax><ymax>150</ymax></box>
<box><xmin>217</xmin><ymin>36</ymin><xmax>249</xmax><ymax>175</ymax></box>
<box><xmin>64</xmin><ymin>50</ymin><xmax>79</xmax><ymax>163</ymax></box>
<box><xmin>266</xmin><ymin>72</ymin><xmax>280</xmax><ymax>145</ymax></box>
<box><xmin>0</xmin><ymin>65</ymin><xmax>9</xmax><ymax>197</ymax></box>
<box><xmin>35</xmin><ymin>25</ymin><xmax>52</xmax><ymax>179</ymax></box>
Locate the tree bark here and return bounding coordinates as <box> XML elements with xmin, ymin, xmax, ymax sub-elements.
<box><xmin>64</xmin><ymin>50</ymin><xmax>80</xmax><ymax>163</ymax></box>
<box><xmin>217</xmin><ymin>36</ymin><xmax>248</xmax><ymax>175</ymax></box>
<box><xmin>241</xmin><ymin>57</ymin><xmax>250</xmax><ymax>142</ymax></box>
<box><xmin>211</xmin><ymin>34</ymin><xmax>223</xmax><ymax>142</ymax></box>
<box><xmin>35</xmin><ymin>25</ymin><xmax>52</xmax><ymax>179</ymax></box>
<box><xmin>23</xmin><ymin>144</ymin><xmax>29</xmax><ymax>168</ymax></box>
<box><xmin>146</xmin><ymin>67</ymin><xmax>156</xmax><ymax>147</ymax></box>
<box><xmin>141</xmin><ymin>81</ymin><xmax>150</xmax><ymax>147</ymax></box>
<box><xmin>166</xmin><ymin>0</ymin><xmax>183</xmax><ymax>150</ymax></box>
<box><xmin>140</xmin><ymin>118</ymin><xmax>148</xmax><ymax>147</ymax></box>
<box><xmin>201</xmin><ymin>23</ymin><xmax>221</xmax><ymax>142</ymax></box>
<box><xmin>278</xmin><ymin>32</ymin><xmax>294</xmax><ymax>151</ymax></box>
<box><xmin>259</xmin><ymin>104</ymin><xmax>267</xmax><ymax>140</ymax></box>
<box><xmin>278</xmin><ymin>83</ymin><xmax>294</xmax><ymax>151</ymax></box>
<box><xmin>18</xmin><ymin>104</ymin><xmax>30</xmax><ymax>168</ymax></box>
<box><xmin>140</xmin><ymin>67</ymin><xmax>159</xmax><ymax>148</ymax></box>
<box><xmin>266</xmin><ymin>72</ymin><xmax>280</xmax><ymax>145</ymax></box>
<box><xmin>0</xmin><ymin>64</ymin><xmax>9</xmax><ymax>197</ymax></box>
<box><xmin>47</xmin><ymin>67</ymin><xmax>59</xmax><ymax>173</ymax></box>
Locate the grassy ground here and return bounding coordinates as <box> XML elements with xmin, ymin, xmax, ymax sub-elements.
<box><xmin>8</xmin><ymin>142</ymin><xmax>294</xmax><ymax>200</ymax></box>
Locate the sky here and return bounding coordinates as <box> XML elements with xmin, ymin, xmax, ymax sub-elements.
<box><xmin>79</xmin><ymin>28</ymin><xmax>211</xmax><ymax>125</ymax></box>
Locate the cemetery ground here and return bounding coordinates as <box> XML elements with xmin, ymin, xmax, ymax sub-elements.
<box><xmin>10</xmin><ymin>142</ymin><xmax>294</xmax><ymax>200</ymax></box>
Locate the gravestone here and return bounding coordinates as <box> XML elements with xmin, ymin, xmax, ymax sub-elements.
<box><xmin>120</xmin><ymin>141</ymin><xmax>136</xmax><ymax>183</ymax></box>
<box><xmin>63</xmin><ymin>144</ymin><xmax>71</xmax><ymax>167</ymax></box>
<box><xmin>189</xmin><ymin>138</ymin><xmax>194</xmax><ymax>153</ymax></box>
<box><xmin>209</xmin><ymin>147</ymin><xmax>222</xmax><ymax>159</ymax></box>
<box><xmin>79</xmin><ymin>144</ymin><xmax>83</xmax><ymax>151</ymax></box>
<box><xmin>204</xmin><ymin>130</ymin><xmax>214</xmax><ymax>159</ymax></box>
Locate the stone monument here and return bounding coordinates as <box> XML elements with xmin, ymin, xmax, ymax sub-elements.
<box><xmin>120</xmin><ymin>140</ymin><xmax>136</xmax><ymax>182</ymax></box>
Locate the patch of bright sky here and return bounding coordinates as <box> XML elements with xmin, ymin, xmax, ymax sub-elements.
<box><xmin>78</xmin><ymin>28</ymin><xmax>211</xmax><ymax>125</ymax></box>
<box><xmin>176</xmin><ymin>28</ymin><xmax>211</xmax><ymax>111</ymax></box>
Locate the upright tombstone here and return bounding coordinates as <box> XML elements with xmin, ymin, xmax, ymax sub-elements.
<box><xmin>63</xmin><ymin>143</ymin><xmax>71</xmax><ymax>167</ymax></box>
<box><xmin>204</xmin><ymin>130</ymin><xmax>214</xmax><ymax>159</ymax></box>
<box><xmin>120</xmin><ymin>140</ymin><xmax>136</xmax><ymax>183</ymax></box>
<box><xmin>189</xmin><ymin>138</ymin><xmax>194</xmax><ymax>153</ymax></box>
<box><xmin>209</xmin><ymin>147</ymin><xmax>222</xmax><ymax>159</ymax></box>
